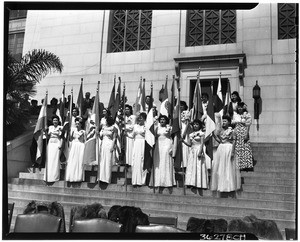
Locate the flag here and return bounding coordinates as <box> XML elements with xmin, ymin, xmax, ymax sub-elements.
<box><xmin>134</xmin><ymin>78</ymin><xmax>145</xmax><ymax>114</ymax></box>
<box><xmin>62</xmin><ymin>90</ymin><xmax>73</xmax><ymax>160</ymax></box>
<box><xmin>214</xmin><ymin>75</ymin><xmax>223</xmax><ymax>113</ymax></box>
<box><xmin>204</xmin><ymin>87</ymin><xmax>216</xmax><ymax>161</ymax></box>
<box><xmin>190</xmin><ymin>70</ymin><xmax>203</xmax><ymax>121</ymax></box>
<box><xmin>114</xmin><ymin>80</ymin><xmax>125</xmax><ymax>164</ymax></box>
<box><xmin>112</xmin><ymin>79</ymin><xmax>121</xmax><ymax>119</ymax></box>
<box><xmin>76</xmin><ymin>78</ymin><xmax>84</xmax><ymax>116</ymax></box>
<box><xmin>171</xmin><ymin>77</ymin><xmax>183</xmax><ymax>170</ymax></box>
<box><xmin>144</xmin><ymin>84</ymin><xmax>155</xmax><ymax>171</ymax></box>
<box><xmin>223</xmin><ymin>80</ymin><xmax>231</xmax><ymax>116</ymax></box>
<box><xmin>159</xmin><ymin>76</ymin><xmax>169</xmax><ymax>116</ymax></box>
<box><xmin>83</xmin><ymin>82</ymin><xmax>100</xmax><ymax>165</ymax></box>
<box><xmin>33</xmin><ymin>92</ymin><xmax>48</xmax><ymax>164</ymax></box>
<box><xmin>108</xmin><ymin>77</ymin><xmax>116</xmax><ymax>117</ymax></box>
<box><xmin>56</xmin><ymin>82</ymin><xmax>65</xmax><ymax>124</ymax></box>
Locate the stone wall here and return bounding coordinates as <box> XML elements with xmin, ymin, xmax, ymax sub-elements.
<box><xmin>22</xmin><ymin>4</ymin><xmax>296</xmax><ymax>143</ymax></box>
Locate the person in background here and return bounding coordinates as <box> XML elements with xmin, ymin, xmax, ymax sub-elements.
<box><xmin>182</xmin><ymin>119</ymin><xmax>209</xmax><ymax>190</ymax></box>
<box><xmin>232</xmin><ymin>102</ymin><xmax>253</xmax><ymax>171</ymax></box>
<box><xmin>124</xmin><ymin>104</ymin><xmax>136</xmax><ymax>167</ymax></box>
<box><xmin>44</xmin><ymin>115</ymin><xmax>62</xmax><ymax>183</ymax></box>
<box><xmin>223</xmin><ymin>91</ymin><xmax>242</xmax><ymax>123</ymax></box>
<box><xmin>211</xmin><ymin>115</ymin><xmax>241</xmax><ymax>193</ymax></box>
<box><xmin>128</xmin><ymin>112</ymin><xmax>147</xmax><ymax>186</ymax></box>
<box><xmin>98</xmin><ymin>116</ymin><xmax>117</xmax><ymax>184</ymax></box>
<box><xmin>150</xmin><ymin>115</ymin><xmax>176</xmax><ymax>190</ymax></box>
<box><xmin>65</xmin><ymin>117</ymin><xmax>86</xmax><ymax>182</ymax></box>
<box><xmin>30</xmin><ymin>99</ymin><xmax>40</xmax><ymax>115</ymax></box>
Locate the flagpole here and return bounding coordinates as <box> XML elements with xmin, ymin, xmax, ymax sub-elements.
<box><xmin>95</xmin><ymin>81</ymin><xmax>100</xmax><ymax>185</ymax></box>
<box><xmin>45</xmin><ymin>90</ymin><xmax>49</xmax><ymax>184</ymax></box>
<box><xmin>150</xmin><ymin>82</ymin><xmax>155</xmax><ymax>194</ymax></box>
<box><xmin>176</xmin><ymin>76</ymin><xmax>186</xmax><ymax>196</ymax></box>
<box><xmin>123</xmin><ymin>82</ymin><xmax>128</xmax><ymax>192</ymax></box>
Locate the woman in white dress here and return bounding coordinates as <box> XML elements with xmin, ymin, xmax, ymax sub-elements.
<box><xmin>129</xmin><ymin>112</ymin><xmax>147</xmax><ymax>186</ymax></box>
<box><xmin>44</xmin><ymin>115</ymin><xmax>62</xmax><ymax>182</ymax></box>
<box><xmin>65</xmin><ymin>118</ymin><xmax>86</xmax><ymax>182</ymax></box>
<box><xmin>98</xmin><ymin>116</ymin><xmax>117</xmax><ymax>183</ymax></box>
<box><xmin>180</xmin><ymin>101</ymin><xmax>191</xmax><ymax>169</ymax></box>
<box><xmin>124</xmin><ymin>105</ymin><xmax>136</xmax><ymax>166</ymax></box>
<box><xmin>182</xmin><ymin>119</ymin><xmax>209</xmax><ymax>189</ymax></box>
<box><xmin>211</xmin><ymin>115</ymin><xmax>240</xmax><ymax>192</ymax></box>
<box><xmin>150</xmin><ymin>115</ymin><xmax>176</xmax><ymax>188</ymax></box>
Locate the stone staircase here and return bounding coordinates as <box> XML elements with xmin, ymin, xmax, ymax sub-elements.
<box><xmin>7</xmin><ymin>143</ymin><xmax>296</xmax><ymax>238</ymax></box>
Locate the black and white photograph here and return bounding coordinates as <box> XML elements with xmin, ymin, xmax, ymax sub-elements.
<box><xmin>3</xmin><ymin>1</ymin><xmax>298</xmax><ymax>240</ymax></box>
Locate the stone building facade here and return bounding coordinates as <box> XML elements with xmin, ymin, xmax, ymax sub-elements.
<box><xmin>14</xmin><ymin>4</ymin><xmax>297</xmax><ymax>143</ymax></box>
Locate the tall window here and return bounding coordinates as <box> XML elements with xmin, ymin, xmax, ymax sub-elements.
<box><xmin>278</xmin><ymin>3</ymin><xmax>297</xmax><ymax>39</ymax></box>
<box><xmin>186</xmin><ymin>10</ymin><xmax>236</xmax><ymax>46</ymax></box>
<box><xmin>9</xmin><ymin>10</ymin><xmax>27</xmax><ymax>20</ymax></box>
<box><xmin>109</xmin><ymin>10</ymin><xmax>152</xmax><ymax>52</ymax></box>
<box><xmin>8</xmin><ymin>32</ymin><xmax>25</xmax><ymax>61</ymax></box>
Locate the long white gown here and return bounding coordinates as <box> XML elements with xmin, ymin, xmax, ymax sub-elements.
<box><xmin>131</xmin><ymin>124</ymin><xmax>147</xmax><ymax>185</ymax></box>
<box><xmin>125</xmin><ymin>115</ymin><xmax>135</xmax><ymax>166</ymax></box>
<box><xmin>65</xmin><ymin>129</ymin><xmax>85</xmax><ymax>182</ymax></box>
<box><xmin>150</xmin><ymin>125</ymin><xmax>176</xmax><ymax>187</ymax></box>
<box><xmin>211</xmin><ymin>127</ymin><xmax>241</xmax><ymax>192</ymax></box>
<box><xmin>185</xmin><ymin>130</ymin><xmax>209</xmax><ymax>188</ymax></box>
<box><xmin>98</xmin><ymin>125</ymin><xmax>115</xmax><ymax>183</ymax></box>
<box><xmin>44</xmin><ymin>125</ymin><xmax>62</xmax><ymax>182</ymax></box>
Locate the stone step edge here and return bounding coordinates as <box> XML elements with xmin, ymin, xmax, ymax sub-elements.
<box><xmin>8</xmin><ymin>197</ymin><xmax>296</xmax><ymax>225</ymax></box>
<box><xmin>8</xmin><ymin>189</ymin><xmax>296</xmax><ymax>214</ymax></box>
<box><xmin>8</xmin><ymin>178</ymin><xmax>297</xmax><ymax>197</ymax></box>
<box><xmin>8</xmin><ymin>183</ymin><xmax>297</xmax><ymax>206</ymax></box>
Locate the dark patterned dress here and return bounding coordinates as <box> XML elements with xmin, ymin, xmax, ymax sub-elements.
<box><xmin>233</xmin><ymin>112</ymin><xmax>253</xmax><ymax>169</ymax></box>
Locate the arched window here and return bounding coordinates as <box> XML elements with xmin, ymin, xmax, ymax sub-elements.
<box><xmin>108</xmin><ymin>10</ymin><xmax>152</xmax><ymax>52</ymax></box>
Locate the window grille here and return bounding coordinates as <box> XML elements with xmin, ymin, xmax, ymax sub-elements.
<box><xmin>8</xmin><ymin>32</ymin><xmax>25</xmax><ymax>61</ymax></box>
<box><xmin>109</xmin><ymin>10</ymin><xmax>152</xmax><ymax>52</ymax></box>
<box><xmin>186</xmin><ymin>10</ymin><xmax>236</xmax><ymax>46</ymax></box>
<box><xmin>9</xmin><ymin>10</ymin><xmax>27</xmax><ymax>20</ymax></box>
<box><xmin>278</xmin><ymin>3</ymin><xmax>297</xmax><ymax>39</ymax></box>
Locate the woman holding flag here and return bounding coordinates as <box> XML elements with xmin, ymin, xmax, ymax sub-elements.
<box><xmin>44</xmin><ymin>115</ymin><xmax>62</xmax><ymax>182</ymax></box>
<box><xmin>65</xmin><ymin>117</ymin><xmax>86</xmax><ymax>182</ymax></box>
<box><xmin>124</xmin><ymin>104</ymin><xmax>136</xmax><ymax>166</ymax></box>
<box><xmin>150</xmin><ymin>115</ymin><xmax>176</xmax><ymax>190</ymax></box>
<box><xmin>98</xmin><ymin>116</ymin><xmax>117</xmax><ymax>183</ymax></box>
<box><xmin>182</xmin><ymin>119</ymin><xmax>209</xmax><ymax>189</ymax></box>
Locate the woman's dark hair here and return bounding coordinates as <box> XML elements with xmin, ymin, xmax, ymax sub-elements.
<box><xmin>52</xmin><ymin>115</ymin><xmax>60</xmax><ymax>121</ymax></box>
<box><xmin>180</xmin><ymin>101</ymin><xmax>188</xmax><ymax>111</ymax></box>
<box><xmin>72</xmin><ymin>107</ymin><xmax>79</xmax><ymax>114</ymax></box>
<box><xmin>222</xmin><ymin>115</ymin><xmax>232</xmax><ymax>124</ymax></box>
<box><xmin>125</xmin><ymin>104</ymin><xmax>133</xmax><ymax>115</ymax></box>
<box><xmin>237</xmin><ymin>102</ymin><xmax>248</xmax><ymax>112</ymax></box>
<box><xmin>158</xmin><ymin>115</ymin><xmax>170</xmax><ymax>124</ymax></box>
<box><xmin>231</xmin><ymin>91</ymin><xmax>242</xmax><ymax>102</ymax></box>
<box><xmin>106</xmin><ymin>116</ymin><xmax>115</xmax><ymax>126</ymax></box>
<box><xmin>191</xmin><ymin>119</ymin><xmax>203</xmax><ymax>129</ymax></box>
<box><xmin>75</xmin><ymin>117</ymin><xmax>82</xmax><ymax>123</ymax></box>
<box><xmin>138</xmin><ymin>112</ymin><xmax>147</xmax><ymax>121</ymax></box>
<box><xmin>103</xmin><ymin>108</ymin><xmax>111</xmax><ymax>117</ymax></box>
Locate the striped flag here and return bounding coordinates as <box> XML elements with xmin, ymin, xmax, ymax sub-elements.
<box><xmin>144</xmin><ymin>83</ymin><xmax>155</xmax><ymax>171</ymax></box>
<box><xmin>114</xmin><ymin>79</ymin><xmax>125</xmax><ymax>164</ymax></box>
<box><xmin>112</xmin><ymin>78</ymin><xmax>121</xmax><ymax>120</ymax></box>
<box><xmin>76</xmin><ymin>78</ymin><xmax>84</xmax><ymax>116</ymax></box>
<box><xmin>33</xmin><ymin>92</ymin><xmax>48</xmax><ymax>163</ymax></box>
<box><xmin>83</xmin><ymin>82</ymin><xmax>100</xmax><ymax>165</ymax></box>
<box><xmin>171</xmin><ymin>76</ymin><xmax>183</xmax><ymax>169</ymax></box>
<box><xmin>204</xmin><ymin>87</ymin><xmax>216</xmax><ymax>161</ymax></box>
<box><xmin>223</xmin><ymin>80</ymin><xmax>231</xmax><ymax>116</ymax></box>
<box><xmin>134</xmin><ymin>78</ymin><xmax>145</xmax><ymax>114</ymax></box>
<box><xmin>108</xmin><ymin>77</ymin><xmax>116</xmax><ymax>117</ymax></box>
<box><xmin>190</xmin><ymin>69</ymin><xmax>203</xmax><ymax>121</ymax></box>
<box><xmin>159</xmin><ymin>76</ymin><xmax>169</xmax><ymax>117</ymax></box>
<box><xmin>214</xmin><ymin>75</ymin><xmax>224</xmax><ymax>113</ymax></box>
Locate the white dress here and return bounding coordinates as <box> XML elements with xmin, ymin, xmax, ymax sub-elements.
<box><xmin>181</xmin><ymin>111</ymin><xmax>191</xmax><ymax>168</ymax></box>
<box><xmin>65</xmin><ymin>129</ymin><xmax>85</xmax><ymax>182</ymax></box>
<box><xmin>185</xmin><ymin>130</ymin><xmax>209</xmax><ymax>188</ymax></box>
<box><xmin>125</xmin><ymin>115</ymin><xmax>135</xmax><ymax>166</ymax></box>
<box><xmin>131</xmin><ymin>124</ymin><xmax>147</xmax><ymax>185</ymax></box>
<box><xmin>44</xmin><ymin>125</ymin><xmax>62</xmax><ymax>182</ymax></box>
<box><xmin>211</xmin><ymin>127</ymin><xmax>241</xmax><ymax>192</ymax></box>
<box><xmin>98</xmin><ymin>125</ymin><xmax>115</xmax><ymax>183</ymax></box>
<box><xmin>150</xmin><ymin>125</ymin><xmax>176</xmax><ymax>187</ymax></box>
